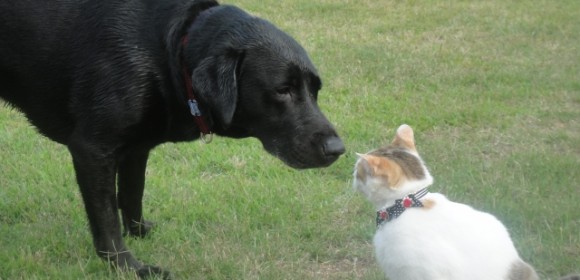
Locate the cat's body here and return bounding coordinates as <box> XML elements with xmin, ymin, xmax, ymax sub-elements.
<box><xmin>372</xmin><ymin>192</ymin><xmax>536</xmax><ymax>280</ymax></box>
<box><xmin>353</xmin><ymin>124</ymin><xmax>538</xmax><ymax>280</ymax></box>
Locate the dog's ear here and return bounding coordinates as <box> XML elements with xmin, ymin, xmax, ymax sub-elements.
<box><xmin>191</xmin><ymin>50</ymin><xmax>244</xmax><ymax>129</ymax></box>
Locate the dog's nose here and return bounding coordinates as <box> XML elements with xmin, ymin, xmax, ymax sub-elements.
<box><xmin>322</xmin><ymin>136</ymin><xmax>345</xmax><ymax>157</ymax></box>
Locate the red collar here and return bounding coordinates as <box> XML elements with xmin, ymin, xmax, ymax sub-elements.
<box><xmin>181</xmin><ymin>34</ymin><xmax>212</xmax><ymax>143</ymax></box>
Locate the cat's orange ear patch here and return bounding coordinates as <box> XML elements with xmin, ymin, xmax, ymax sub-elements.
<box><xmin>392</xmin><ymin>124</ymin><xmax>416</xmax><ymax>151</ymax></box>
<box><xmin>356</xmin><ymin>153</ymin><xmax>378</xmax><ymax>176</ymax></box>
<box><xmin>355</xmin><ymin>153</ymin><xmax>372</xmax><ymax>182</ymax></box>
<box><xmin>357</xmin><ymin>153</ymin><xmax>403</xmax><ymax>189</ymax></box>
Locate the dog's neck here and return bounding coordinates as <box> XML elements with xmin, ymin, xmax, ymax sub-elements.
<box><xmin>179</xmin><ymin>6</ymin><xmax>220</xmax><ymax>143</ymax></box>
<box><xmin>187</xmin><ymin>6</ymin><xmax>218</xmax><ymax>34</ymax></box>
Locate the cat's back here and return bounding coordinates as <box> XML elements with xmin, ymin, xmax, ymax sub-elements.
<box><xmin>374</xmin><ymin>192</ymin><xmax>522</xmax><ymax>280</ymax></box>
<box><xmin>422</xmin><ymin>193</ymin><xmax>519</xmax><ymax>256</ymax></box>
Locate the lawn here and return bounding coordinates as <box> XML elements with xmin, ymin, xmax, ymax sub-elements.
<box><xmin>1</xmin><ymin>0</ymin><xmax>578</xmax><ymax>279</ymax></box>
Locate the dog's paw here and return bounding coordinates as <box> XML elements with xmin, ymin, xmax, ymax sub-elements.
<box><xmin>137</xmin><ymin>265</ymin><xmax>172</xmax><ymax>279</ymax></box>
<box><xmin>125</xmin><ymin>219</ymin><xmax>154</xmax><ymax>238</ymax></box>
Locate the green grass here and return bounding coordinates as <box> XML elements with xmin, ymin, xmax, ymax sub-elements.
<box><xmin>1</xmin><ymin>0</ymin><xmax>579</xmax><ymax>279</ymax></box>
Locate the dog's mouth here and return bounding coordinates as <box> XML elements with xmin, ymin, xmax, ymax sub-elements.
<box><xmin>262</xmin><ymin>134</ymin><xmax>345</xmax><ymax>169</ymax></box>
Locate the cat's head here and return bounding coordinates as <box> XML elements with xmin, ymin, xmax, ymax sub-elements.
<box><xmin>353</xmin><ymin>124</ymin><xmax>433</xmax><ymax>209</ymax></box>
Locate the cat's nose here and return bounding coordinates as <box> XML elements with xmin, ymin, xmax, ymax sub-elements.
<box><xmin>323</xmin><ymin>136</ymin><xmax>345</xmax><ymax>157</ymax></box>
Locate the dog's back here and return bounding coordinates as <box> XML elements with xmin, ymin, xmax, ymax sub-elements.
<box><xmin>0</xmin><ymin>1</ymin><xmax>77</xmax><ymax>119</ymax></box>
<box><xmin>0</xmin><ymin>0</ymin><xmax>180</xmax><ymax>143</ymax></box>
<box><xmin>1</xmin><ymin>2</ymin><xmax>85</xmax><ymax>142</ymax></box>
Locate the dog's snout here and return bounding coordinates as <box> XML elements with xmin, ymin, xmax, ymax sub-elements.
<box><xmin>322</xmin><ymin>136</ymin><xmax>345</xmax><ymax>157</ymax></box>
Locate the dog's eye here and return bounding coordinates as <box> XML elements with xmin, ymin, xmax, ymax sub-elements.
<box><xmin>276</xmin><ymin>86</ymin><xmax>292</xmax><ymax>95</ymax></box>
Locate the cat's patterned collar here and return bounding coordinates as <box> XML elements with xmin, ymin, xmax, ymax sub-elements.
<box><xmin>376</xmin><ymin>188</ymin><xmax>429</xmax><ymax>228</ymax></box>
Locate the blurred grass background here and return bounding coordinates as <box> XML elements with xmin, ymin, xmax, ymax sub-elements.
<box><xmin>1</xmin><ymin>0</ymin><xmax>578</xmax><ymax>279</ymax></box>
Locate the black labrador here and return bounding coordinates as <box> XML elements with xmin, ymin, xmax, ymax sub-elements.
<box><xmin>0</xmin><ymin>0</ymin><xmax>345</xmax><ymax>277</ymax></box>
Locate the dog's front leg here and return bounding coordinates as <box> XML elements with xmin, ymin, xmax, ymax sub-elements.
<box><xmin>118</xmin><ymin>149</ymin><xmax>154</xmax><ymax>238</ymax></box>
<box><xmin>68</xmin><ymin>140</ymin><xmax>168</xmax><ymax>278</ymax></box>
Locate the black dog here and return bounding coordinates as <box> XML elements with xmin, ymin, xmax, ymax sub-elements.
<box><xmin>0</xmin><ymin>0</ymin><xmax>344</xmax><ymax>277</ymax></box>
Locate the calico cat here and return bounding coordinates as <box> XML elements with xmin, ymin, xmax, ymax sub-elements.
<box><xmin>353</xmin><ymin>124</ymin><xmax>539</xmax><ymax>280</ymax></box>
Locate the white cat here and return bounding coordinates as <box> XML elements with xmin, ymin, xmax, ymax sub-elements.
<box><xmin>353</xmin><ymin>124</ymin><xmax>539</xmax><ymax>280</ymax></box>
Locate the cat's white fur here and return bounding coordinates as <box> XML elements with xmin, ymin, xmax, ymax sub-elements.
<box><xmin>354</xmin><ymin>124</ymin><xmax>538</xmax><ymax>280</ymax></box>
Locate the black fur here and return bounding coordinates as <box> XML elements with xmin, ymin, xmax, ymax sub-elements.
<box><xmin>0</xmin><ymin>0</ymin><xmax>344</xmax><ymax>277</ymax></box>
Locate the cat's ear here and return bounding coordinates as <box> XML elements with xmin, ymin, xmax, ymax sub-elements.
<box><xmin>356</xmin><ymin>153</ymin><xmax>403</xmax><ymax>189</ymax></box>
<box><xmin>392</xmin><ymin>124</ymin><xmax>416</xmax><ymax>151</ymax></box>
<box><xmin>355</xmin><ymin>153</ymin><xmax>374</xmax><ymax>178</ymax></box>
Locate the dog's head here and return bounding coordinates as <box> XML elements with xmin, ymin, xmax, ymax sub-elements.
<box><xmin>185</xmin><ymin>5</ymin><xmax>344</xmax><ymax>169</ymax></box>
